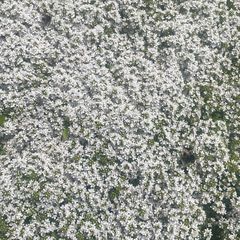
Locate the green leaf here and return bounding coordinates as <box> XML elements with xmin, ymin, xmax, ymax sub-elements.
<box><xmin>62</xmin><ymin>127</ymin><xmax>70</xmax><ymax>141</ymax></box>
<box><xmin>0</xmin><ymin>115</ymin><xmax>6</xmax><ymax>126</ymax></box>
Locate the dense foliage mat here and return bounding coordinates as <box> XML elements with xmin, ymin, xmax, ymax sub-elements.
<box><xmin>0</xmin><ymin>0</ymin><xmax>239</xmax><ymax>239</ymax></box>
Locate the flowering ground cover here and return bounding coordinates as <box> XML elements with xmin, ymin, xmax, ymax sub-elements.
<box><xmin>0</xmin><ymin>0</ymin><xmax>239</xmax><ymax>239</ymax></box>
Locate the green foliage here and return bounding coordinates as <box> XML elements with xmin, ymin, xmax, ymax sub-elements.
<box><xmin>200</xmin><ymin>85</ymin><xmax>213</xmax><ymax>102</ymax></box>
<box><xmin>226</xmin><ymin>0</ymin><xmax>236</xmax><ymax>10</ymax></box>
<box><xmin>0</xmin><ymin>115</ymin><xmax>6</xmax><ymax>127</ymax></box>
<box><xmin>203</xmin><ymin>203</ymin><xmax>219</xmax><ymax>219</ymax></box>
<box><xmin>45</xmin><ymin>230</ymin><xmax>61</xmax><ymax>239</ymax></box>
<box><xmin>200</xmin><ymin>107</ymin><xmax>225</xmax><ymax>122</ymax></box>
<box><xmin>76</xmin><ymin>233</ymin><xmax>96</xmax><ymax>240</ymax></box>
<box><xmin>199</xmin><ymin>85</ymin><xmax>226</xmax><ymax>122</ymax></box>
<box><xmin>0</xmin><ymin>216</ymin><xmax>9</xmax><ymax>240</ymax></box>
<box><xmin>138</xmin><ymin>208</ymin><xmax>146</xmax><ymax>217</ymax></box>
<box><xmin>211</xmin><ymin>224</ymin><xmax>226</xmax><ymax>240</ymax></box>
<box><xmin>22</xmin><ymin>170</ymin><xmax>40</xmax><ymax>182</ymax></box>
<box><xmin>32</xmin><ymin>62</ymin><xmax>51</xmax><ymax>79</ymax></box>
<box><xmin>108</xmin><ymin>186</ymin><xmax>121</xmax><ymax>202</ymax></box>
<box><xmin>147</xmin><ymin>138</ymin><xmax>155</xmax><ymax>146</ymax></box>
<box><xmin>211</xmin><ymin>110</ymin><xmax>225</xmax><ymax>121</ymax></box>
<box><xmin>0</xmin><ymin>143</ymin><xmax>6</xmax><ymax>155</ymax></box>
<box><xmin>72</xmin><ymin>155</ymin><xmax>81</xmax><ymax>162</ymax></box>
<box><xmin>201</xmin><ymin>202</ymin><xmax>230</xmax><ymax>240</ymax></box>
<box><xmin>30</xmin><ymin>191</ymin><xmax>40</xmax><ymax>204</ymax></box>
<box><xmin>63</xmin><ymin>117</ymin><xmax>71</xmax><ymax>128</ymax></box>
<box><xmin>105</xmin><ymin>3</ymin><xmax>113</xmax><ymax>12</ymax></box>
<box><xmin>104</xmin><ymin>26</ymin><xmax>115</xmax><ymax>36</ymax></box>
<box><xmin>200</xmin><ymin>105</ymin><xmax>209</xmax><ymax>120</ymax></box>
<box><xmin>148</xmin><ymin>119</ymin><xmax>166</xmax><ymax>146</ymax></box>
<box><xmin>228</xmin><ymin>133</ymin><xmax>239</xmax><ymax>156</ymax></box>
<box><xmin>129</xmin><ymin>177</ymin><xmax>141</xmax><ymax>187</ymax></box>
<box><xmin>226</xmin><ymin>162</ymin><xmax>239</xmax><ymax>174</ymax></box>
<box><xmin>0</xmin><ymin>108</ymin><xmax>13</xmax><ymax>123</ymax></box>
<box><xmin>160</xmin><ymin>28</ymin><xmax>175</xmax><ymax>37</ymax></box>
<box><xmin>222</xmin><ymin>198</ymin><xmax>232</xmax><ymax>214</ymax></box>
<box><xmin>92</xmin><ymin>151</ymin><xmax>114</xmax><ymax>166</ymax></box>
<box><xmin>129</xmin><ymin>172</ymin><xmax>142</xmax><ymax>187</ymax></box>
<box><xmin>61</xmin><ymin>116</ymin><xmax>71</xmax><ymax>141</ymax></box>
<box><xmin>95</xmin><ymin>121</ymin><xmax>103</xmax><ymax>129</ymax></box>
<box><xmin>83</xmin><ymin>214</ymin><xmax>100</xmax><ymax>228</ymax></box>
<box><xmin>62</xmin><ymin>127</ymin><xmax>70</xmax><ymax>141</ymax></box>
<box><xmin>76</xmin><ymin>232</ymin><xmax>85</xmax><ymax>240</ymax></box>
<box><xmin>143</xmin><ymin>0</ymin><xmax>154</xmax><ymax>7</ymax></box>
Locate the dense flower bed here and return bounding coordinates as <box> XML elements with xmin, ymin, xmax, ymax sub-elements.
<box><xmin>0</xmin><ymin>0</ymin><xmax>239</xmax><ymax>239</ymax></box>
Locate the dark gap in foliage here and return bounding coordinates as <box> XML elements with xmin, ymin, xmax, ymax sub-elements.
<box><xmin>226</xmin><ymin>0</ymin><xmax>236</xmax><ymax>10</ymax></box>
<box><xmin>203</xmin><ymin>202</ymin><xmax>219</xmax><ymax>219</ymax></box>
<box><xmin>24</xmin><ymin>215</ymin><xmax>33</xmax><ymax>225</ymax></box>
<box><xmin>222</xmin><ymin>197</ymin><xmax>233</xmax><ymax>215</ymax></box>
<box><xmin>200</xmin><ymin>105</ymin><xmax>209</xmax><ymax>120</ymax></box>
<box><xmin>41</xmin><ymin>14</ymin><xmax>52</xmax><ymax>27</ymax></box>
<box><xmin>79</xmin><ymin>137</ymin><xmax>88</xmax><ymax>149</ymax></box>
<box><xmin>181</xmin><ymin>148</ymin><xmax>196</xmax><ymax>164</ymax></box>
<box><xmin>211</xmin><ymin>224</ymin><xmax>225</xmax><ymax>240</ymax></box>
<box><xmin>129</xmin><ymin>172</ymin><xmax>142</xmax><ymax>187</ymax></box>
<box><xmin>211</xmin><ymin>110</ymin><xmax>225</xmax><ymax>121</ymax></box>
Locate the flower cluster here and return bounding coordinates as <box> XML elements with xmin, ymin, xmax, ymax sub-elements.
<box><xmin>0</xmin><ymin>0</ymin><xmax>239</xmax><ymax>239</ymax></box>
